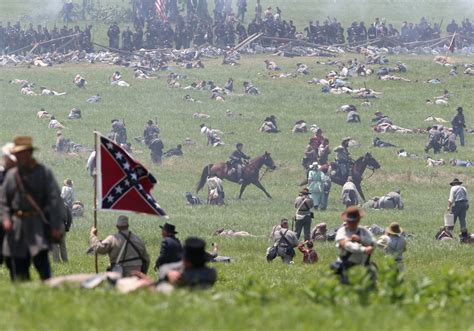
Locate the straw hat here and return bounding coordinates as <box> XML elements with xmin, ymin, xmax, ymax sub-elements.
<box><xmin>12</xmin><ymin>136</ymin><xmax>36</xmax><ymax>154</ymax></box>
<box><xmin>386</xmin><ymin>222</ymin><xmax>403</xmax><ymax>235</ymax></box>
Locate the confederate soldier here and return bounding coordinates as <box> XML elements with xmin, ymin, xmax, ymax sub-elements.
<box><xmin>207</xmin><ymin>173</ymin><xmax>224</xmax><ymax>205</ymax></box>
<box><xmin>143</xmin><ymin>120</ymin><xmax>160</xmax><ymax>146</ymax></box>
<box><xmin>294</xmin><ymin>188</ymin><xmax>314</xmax><ymax>241</ymax></box>
<box><xmin>60</xmin><ymin>178</ymin><xmax>75</xmax><ymax>211</ymax></box>
<box><xmin>109</xmin><ymin>119</ymin><xmax>127</xmax><ymax>145</ymax></box>
<box><xmin>333</xmin><ymin>137</ymin><xmax>352</xmax><ymax>179</ymax></box>
<box><xmin>90</xmin><ymin>215</ymin><xmax>150</xmax><ymax>276</ymax></box>
<box><xmin>332</xmin><ymin>207</ymin><xmax>376</xmax><ymax>284</ymax></box>
<box><xmin>447</xmin><ymin>178</ymin><xmax>469</xmax><ymax>242</ymax></box>
<box><xmin>267</xmin><ymin>219</ymin><xmax>299</xmax><ymax>264</ymax></box>
<box><xmin>149</xmin><ymin>134</ymin><xmax>164</xmax><ymax>165</ymax></box>
<box><xmin>1</xmin><ymin>136</ymin><xmax>64</xmax><ymax>281</ymax></box>
<box><xmin>229</xmin><ymin>142</ymin><xmax>250</xmax><ymax>184</ymax></box>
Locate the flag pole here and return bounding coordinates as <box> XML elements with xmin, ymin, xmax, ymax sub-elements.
<box><xmin>93</xmin><ymin>131</ymin><xmax>99</xmax><ymax>273</ymax></box>
<box><xmin>445</xmin><ymin>32</ymin><xmax>456</xmax><ymax>60</ymax></box>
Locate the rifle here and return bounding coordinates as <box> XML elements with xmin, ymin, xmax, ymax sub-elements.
<box><xmin>364</xmin><ymin>82</ymin><xmax>369</xmax><ymax>104</ymax></box>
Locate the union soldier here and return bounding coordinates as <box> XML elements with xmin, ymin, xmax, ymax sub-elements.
<box><xmin>1</xmin><ymin>136</ymin><xmax>64</xmax><ymax>281</ymax></box>
<box><xmin>229</xmin><ymin>142</ymin><xmax>250</xmax><ymax>184</ymax></box>
<box><xmin>143</xmin><ymin>120</ymin><xmax>160</xmax><ymax>146</ymax></box>
<box><xmin>122</xmin><ymin>26</ymin><xmax>133</xmax><ymax>50</ymax></box>
<box><xmin>451</xmin><ymin>107</ymin><xmax>465</xmax><ymax>147</ymax></box>
<box><xmin>107</xmin><ymin>22</ymin><xmax>120</xmax><ymax>49</ymax></box>
<box><xmin>90</xmin><ymin>215</ymin><xmax>150</xmax><ymax>276</ymax></box>
<box><xmin>155</xmin><ymin>223</ymin><xmax>182</xmax><ymax>269</ymax></box>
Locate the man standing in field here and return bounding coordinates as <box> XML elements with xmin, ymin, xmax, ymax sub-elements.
<box><xmin>451</xmin><ymin>107</ymin><xmax>466</xmax><ymax>147</ymax></box>
<box><xmin>447</xmin><ymin>178</ymin><xmax>469</xmax><ymax>242</ymax></box>
<box><xmin>1</xmin><ymin>136</ymin><xmax>64</xmax><ymax>281</ymax></box>
<box><xmin>294</xmin><ymin>188</ymin><xmax>314</xmax><ymax>241</ymax></box>
<box><xmin>332</xmin><ymin>207</ymin><xmax>376</xmax><ymax>285</ymax></box>
<box><xmin>90</xmin><ymin>215</ymin><xmax>150</xmax><ymax>276</ymax></box>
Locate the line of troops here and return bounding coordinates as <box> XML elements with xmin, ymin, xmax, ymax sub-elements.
<box><xmin>2</xmin><ymin>12</ymin><xmax>473</xmax><ymax>55</ymax></box>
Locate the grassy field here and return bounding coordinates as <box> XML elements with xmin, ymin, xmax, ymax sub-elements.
<box><xmin>1</xmin><ymin>1</ymin><xmax>474</xmax><ymax>330</ymax></box>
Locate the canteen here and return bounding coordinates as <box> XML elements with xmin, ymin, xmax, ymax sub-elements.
<box><xmin>444</xmin><ymin>213</ymin><xmax>454</xmax><ymax>227</ymax></box>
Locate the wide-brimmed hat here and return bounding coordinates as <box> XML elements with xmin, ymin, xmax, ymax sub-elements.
<box><xmin>64</xmin><ymin>178</ymin><xmax>73</xmax><ymax>186</ymax></box>
<box><xmin>160</xmin><ymin>222</ymin><xmax>178</xmax><ymax>234</ymax></box>
<box><xmin>342</xmin><ymin>136</ymin><xmax>351</xmax><ymax>142</ymax></box>
<box><xmin>449</xmin><ymin>178</ymin><xmax>462</xmax><ymax>186</ymax></box>
<box><xmin>300</xmin><ymin>187</ymin><xmax>310</xmax><ymax>195</ymax></box>
<box><xmin>183</xmin><ymin>237</ymin><xmax>208</xmax><ymax>266</ymax></box>
<box><xmin>386</xmin><ymin>222</ymin><xmax>403</xmax><ymax>235</ymax></box>
<box><xmin>12</xmin><ymin>136</ymin><xmax>37</xmax><ymax>154</ymax></box>
<box><xmin>340</xmin><ymin>206</ymin><xmax>365</xmax><ymax>222</ymax></box>
<box><xmin>116</xmin><ymin>215</ymin><xmax>129</xmax><ymax>227</ymax></box>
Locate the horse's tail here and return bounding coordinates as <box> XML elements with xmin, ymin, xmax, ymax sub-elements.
<box><xmin>196</xmin><ymin>164</ymin><xmax>212</xmax><ymax>192</ymax></box>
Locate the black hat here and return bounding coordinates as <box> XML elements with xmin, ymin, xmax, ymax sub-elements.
<box><xmin>449</xmin><ymin>178</ymin><xmax>462</xmax><ymax>186</ymax></box>
<box><xmin>457</xmin><ymin>107</ymin><xmax>463</xmax><ymax>112</ymax></box>
<box><xmin>183</xmin><ymin>237</ymin><xmax>208</xmax><ymax>266</ymax></box>
<box><xmin>160</xmin><ymin>222</ymin><xmax>178</xmax><ymax>234</ymax></box>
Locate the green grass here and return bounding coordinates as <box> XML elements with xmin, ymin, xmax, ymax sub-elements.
<box><xmin>0</xmin><ymin>1</ymin><xmax>474</xmax><ymax>330</ymax></box>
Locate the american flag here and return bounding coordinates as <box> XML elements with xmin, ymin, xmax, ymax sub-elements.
<box><xmin>155</xmin><ymin>0</ymin><xmax>167</xmax><ymax>22</ymax></box>
<box><xmin>95</xmin><ymin>133</ymin><xmax>167</xmax><ymax>217</ymax></box>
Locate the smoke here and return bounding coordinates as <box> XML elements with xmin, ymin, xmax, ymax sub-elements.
<box><xmin>24</xmin><ymin>0</ymin><xmax>65</xmax><ymax>21</ymax></box>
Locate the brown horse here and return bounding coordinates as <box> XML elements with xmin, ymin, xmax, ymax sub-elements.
<box><xmin>196</xmin><ymin>152</ymin><xmax>276</xmax><ymax>199</ymax></box>
<box><xmin>301</xmin><ymin>153</ymin><xmax>380</xmax><ymax>201</ymax></box>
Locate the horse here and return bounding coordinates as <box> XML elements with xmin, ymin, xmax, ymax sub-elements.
<box><xmin>300</xmin><ymin>152</ymin><xmax>380</xmax><ymax>201</ymax></box>
<box><xmin>331</xmin><ymin>152</ymin><xmax>381</xmax><ymax>201</ymax></box>
<box><xmin>196</xmin><ymin>152</ymin><xmax>276</xmax><ymax>199</ymax></box>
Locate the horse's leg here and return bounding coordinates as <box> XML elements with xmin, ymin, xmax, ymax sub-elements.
<box><xmin>355</xmin><ymin>181</ymin><xmax>365</xmax><ymax>201</ymax></box>
<box><xmin>253</xmin><ymin>180</ymin><xmax>272</xmax><ymax>199</ymax></box>
<box><xmin>238</xmin><ymin>183</ymin><xmax>248</xmax><ymax>199</ymax></box>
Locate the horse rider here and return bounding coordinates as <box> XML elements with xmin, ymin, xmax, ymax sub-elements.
<box><xmin>334</xmin><ymin>137</ymin><xmax>353</xmax><ymax>179</ymax></box>
<box><xmin>229</xmin><ymin>142</ymin><xmax>250</xmax><ymax>184</ymax></box>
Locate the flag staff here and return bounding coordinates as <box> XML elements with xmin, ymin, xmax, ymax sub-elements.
<box><xmin>93</xmin><ymin>131</ymin><xmax>99</xmax><ymax>273</ymax></box>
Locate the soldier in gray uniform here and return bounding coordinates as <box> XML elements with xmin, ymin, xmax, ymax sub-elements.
<box><xmin>332</xmin><ymin>207</ymin><xmax>376</xmax><ymax>285</ymax></box>
<box><xmin>143</xmin><ymin>120</ymin><xmax>160</xmax><ymax>146</ymax></box>
<box><xmin>267</xmin><ymin>219</ymin><xmax>299</xmax><ymax>264</ymax></box>
<box><xmin>1</xmin><ymin>136</ymin><xmax>64</xmax><ymax>281</ymax></box>
<box><xmin>90</xmin><ymin>215</ymin><xmax>150</xmax><ymax>276</ymax></box>
<box><xmin>333</xmin><ymin>137</ymin><xmax>353</xmax><ymax>179</ymax></box>
<box><xmin>229</xmin><ymin>142</ymin><xmax>250</xmax><ymax>184</ymax></box>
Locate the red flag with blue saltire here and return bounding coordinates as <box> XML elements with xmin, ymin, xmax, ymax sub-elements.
<box><xmin>95</xmin><ymin>132</ymin><xmax>167</xmax><ymax>217</ymax></box>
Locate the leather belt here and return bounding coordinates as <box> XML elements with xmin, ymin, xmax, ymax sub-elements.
<box><xmin>14</xmin><ymin>210</ymin><xmax>39</xmax><ymax>217</ymax></box>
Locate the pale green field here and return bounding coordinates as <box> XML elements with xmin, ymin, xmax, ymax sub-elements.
<box><xmin>0</xmin><ymin>1</ymin><xmax>474</xmax><ymax>330</ymax></box>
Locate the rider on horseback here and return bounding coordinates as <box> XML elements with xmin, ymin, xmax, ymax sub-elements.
<box><xmin>333</xmin><ymin>137</ymin><xmax>353</xmax><ymax>179</ymax></box>
<box><xmin>229</xmin><ymin>142</ymin><xmax>250</xmax><ymax>184</ymax></box>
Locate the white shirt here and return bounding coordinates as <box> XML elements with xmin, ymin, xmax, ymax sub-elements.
<box><xmin>448</xmin><ymin>185</ymin><xmax>469</xmax><ymax>205</ymax></box>
<box><xmin>335</xmin><ymin>226</ymin><xmax>375</xmax><ymax>265</ymax></box>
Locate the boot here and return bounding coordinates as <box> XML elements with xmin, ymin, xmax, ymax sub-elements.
<box><xmin>460</xmin><ymin>231</ymin><xmax>469</xmax><ymax>243</ymax></box>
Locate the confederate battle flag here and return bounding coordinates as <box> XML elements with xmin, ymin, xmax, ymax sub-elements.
<box><xmin>95</xmin><ymin>133</ymin><xmax>167</xmax><ymax>217</ymax></box>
